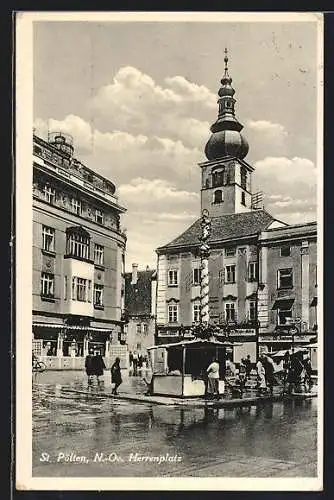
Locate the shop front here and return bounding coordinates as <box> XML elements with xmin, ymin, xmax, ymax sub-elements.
<box><xmin>32</xmin><ymin>322</ymin><xmax>124</xmax><ymax>370</ymax></box>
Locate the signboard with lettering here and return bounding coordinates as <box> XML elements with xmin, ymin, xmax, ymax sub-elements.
<box><xmin>229</xmin><ymin>328</ymin><xmax>256</xmax><ymax>336</ymax></box>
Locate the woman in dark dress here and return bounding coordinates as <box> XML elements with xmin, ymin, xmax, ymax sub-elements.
<box><xmin>85</xmin><ymin>349</ymin><xmax>95</xmax><ymax>384</ymax></box>
<box><xmin>94</xmin><ymin>352</ymin><xmax>106</xmax><ymax>383</ymax></box>
<box><xmin>110</xmin><ymin>357</ymin><xmax>122</xmax><ymax>395</ymax></box>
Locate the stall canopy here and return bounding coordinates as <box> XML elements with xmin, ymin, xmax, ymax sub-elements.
<box><xmin>271</xmin><ymin>347</ymin><xmax>309</xmax><ymax>358</ymax></box>
<box><xmin>271</xmin><ymin>299</ymin><xmax>294</xmax><ymax>310</ymax></box>
<box><xmin>147</xmin><ymin>338</ymin><xmax>240</xmax><ymax>351</ymax></box>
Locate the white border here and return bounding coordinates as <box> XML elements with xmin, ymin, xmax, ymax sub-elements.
<box><xmin>15</xmin><ymin>11</ymin><xmax>323</xmax><ymax>491</ymax></box>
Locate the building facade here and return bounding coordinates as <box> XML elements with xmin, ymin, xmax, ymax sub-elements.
<box><xmin>124</xmin><ymin>264</ymin><xmax>156</xmax><ymax>356</ymax></box>
<box><xmin>258</xmin><ymin>222</ymin><xmax>318</xmax><ymax>353</ymax></box>
<box><xmin>155</xmin><ymin>52</ymin><xmax>317</xmax><ymax>362</ymax></box>
<box><xmin>32</xmin><ymin>131</ymin><xmax>127</xmax><ymax>362</ymax></box>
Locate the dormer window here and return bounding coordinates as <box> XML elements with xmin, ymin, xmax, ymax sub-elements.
<box><xmin>213</xmin><ymin>189</ymin><xmax>223</xmax><ymax>204</ymax></box>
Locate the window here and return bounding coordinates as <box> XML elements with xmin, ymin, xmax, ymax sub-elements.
<box><xmin>193</xmin><ymin>268</ymin><xmax>201</xmax><ymax>285</ymax></box>
<box><xmin>64</xmin><ymin>276</ymin><xmax>68</xmax><ymax>300</ymax></box>
<box><xmin>71</xmin><ymin>277</ymin><xmax>92</xmax><ymax>302</ymax></box>
<box><xmin>168</xmin><ymin>269</ymin><xmax>178</xmax><ymax>286</ymax></box>
<box><xmin>225</xmin><ymin>247</ymin><xmax>236</xmax><ymax>257</ymax></box>
<box><xmin>225</xmin><ymin>265</ymin><xmax>236</xmax><ymax>283</ymax></box>
<box><xmin>94</xmin><ymin>284</ymin><xmax>104</xmax><ymax>307</ymax></box>
<box><xmin>143</xmin><ymin>324</ymin><xmax>148</xmax><ymax>334</ymax></box>
<box><xmin>95</xmin><ymin>209</ymin><xmax>104</xmax><ymax>224</ymax></box>
<box><xmin>193</xmin><ymin>303</ymin><xmax>201</xmax><ymax>323</ymax></box>
<box><xmin>249</xmin><ymin>301</ymin><xmax>256</xmax><ymax>321</ymax></box>
<box><xmin>277</xmin><ymin>308</ymin><xmax>293</xmax><ymax>326</ymax></box>
<box><xmin>44</xmin><ymin>185</ymin><xmax>56</xmax><ymax>204</ymax></box>
<box><xmin>280</xmin><ymin>246</ymin><xmax>291</xmax><ymax>257</ymax></box>
<box><xmin>94</xmin><ymin>244</ymin><xmax>104</xmax><ymax>266</ymax></box>
<box><xmin>41</xmin><ymin>272</ymin><xmax>54</xmax><ymax>297</ymax></box>
<box><xmin>42</xmin><ymin>226</ymin><xmax>55</xmax><ymax>252</ymax></box>
<box><xmin>168</xmin><ymin>304</ymin><xmax>178</xmax><ymax>323</ymax></box>
<box><xmin>71</xmin><ymin>198</ymin><xmax>82</xmax><ymax>215</ymax></box>
<box><xmin>277</xmin><ymin>268</ymin><xmax>293</xmax><ymax>289</ymax></box>
<box><xmin>240</xmin><ymin>166</ymin><xmax>247</xmax><ymax>190</ymax></box>
<box><xmin>241</xmin><ymin>192</ymin><xmax>246</xmax><ymax>206</ymax></box>
<box><xmin>212</xmin><ymin>169</ymin><xmax>225</xmax><ymax>188</ymax></box>
<box><xmin>66</xmin><ymin>232</ymin><xmax>90</xmax><ymax>260</ymax></box>
<box><xmin>213</xmin><ymin>189</ymin><xmax>223</xmax><ymax>204</ymax></box>
<box><xmin>136</xmin><ymin>323</ymin><xmax>142</xmax><ymax>334</ymax></box>
<box><xmin>248</xmin><ymin>262</ymin><xmax>258</xmax><ymax>281</ymax></box>
<box><xmin>225</xmin><ymin>303</ymin><xmax>236</xmax><ymax>322</ymax></box>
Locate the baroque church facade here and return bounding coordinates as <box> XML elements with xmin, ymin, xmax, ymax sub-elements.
<box><xmin>155</xmin><ymin>52</ymin><xmax>318</xmax><ymax>361</ymax></box>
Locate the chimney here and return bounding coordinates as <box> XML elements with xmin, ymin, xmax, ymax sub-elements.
<box><xmin>131</xmin><ymin>263</ymin><xmax>138</xmax><ymax>285</ymax></box>
<box><xmin>146</xmin><ymin>265</ymin><xmax>150</xmax><ymax>271</ymax></box>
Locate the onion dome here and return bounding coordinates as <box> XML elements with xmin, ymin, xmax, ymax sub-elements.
<box><xmin>205</xmin><ymin>49</ymin><xmax>249</xmax><ymax>161</ymax></box>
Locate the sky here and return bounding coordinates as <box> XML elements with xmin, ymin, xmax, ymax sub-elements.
<box><xmin>33</xmin><ymin>18</ymin><xmax>320</xmax><ymax>271</ymax></box>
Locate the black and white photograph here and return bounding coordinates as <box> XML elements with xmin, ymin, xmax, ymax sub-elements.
<box><xmin>15</xmin><ymin>11</ymin><xmax>323</xmax><ymax>490</ymax></box>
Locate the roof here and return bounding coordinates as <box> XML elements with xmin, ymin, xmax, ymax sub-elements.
<box><xmin>157</xmin><ymin>210</ymin><xmax>279</xmax><ymax>252</ymax></box>
<box><xmin>124</xmin><ymin>270</ymin><xmax>156</xmax><ymax>317</ymax></box>
<box><xmin>147</xmin><ymin>338</ymin><xmax>241</xmax><ymax>350</ymax></box>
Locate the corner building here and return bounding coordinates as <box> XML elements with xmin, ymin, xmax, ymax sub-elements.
<box><xmin>32</xmin><ymin>132</ymin><xmax>127</xmax><ymax>365</ymax></box>
<box><xmin>155</xmin><ymin>53</ymin><xmax>317</xmax><ymax>360</ymax></box>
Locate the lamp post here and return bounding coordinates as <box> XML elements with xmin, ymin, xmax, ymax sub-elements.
<box><xmin>199</xmin><ymin>209</ymin><xmax>212</xmax><ymax>333</ymax></box>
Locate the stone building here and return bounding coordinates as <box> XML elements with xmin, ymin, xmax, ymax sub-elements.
<box><xmin>155</xmin><ymin>52</ymin><xmax>317</xmax><ymax>361</ymax></box>
<box><xmin>124</xmin><ymin>264</ymin><xmax>157</xmax><ymax>356</ymax></box>
<box><xmin>32</xmin><ymin>131</ymin><xmax>127</xmax><ymax>366</ymax></box>
<box><xmin>258</xmin><ymin>222</ymin><xmax>318</xmax><ymax>354</ymax></box>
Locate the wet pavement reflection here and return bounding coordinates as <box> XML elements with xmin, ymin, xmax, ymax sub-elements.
<box><xmin>32</xmin><ymin>371</ymin><xmax>318</xmax><ymax>477</ymax></box>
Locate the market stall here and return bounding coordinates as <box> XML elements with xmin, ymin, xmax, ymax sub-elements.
<box><xmin>147</xmin><ymin>338</ymin><xmax>238</xmax><ymax>398</ymax></box>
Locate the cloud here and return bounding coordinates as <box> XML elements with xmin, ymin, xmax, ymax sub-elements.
<box><xmin>90</xmin><ymin>66</ymin><xmax>214</xmax><ymax>148</ymax></box>
<box><xmin>253</xmin><ymin>156</ymin><xmax>317</xmax><ymax>223</ymax></box>
<box><xmin>255</xmin><ymin>156</ymin><xmax>316</xmax><ymax>186</ymax></box>
<box><xmin>247</xmin><ymin>120</ymin><xmax>287</xmax><ymax>136</ymax></box>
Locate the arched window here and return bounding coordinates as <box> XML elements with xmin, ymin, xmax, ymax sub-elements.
<box><xmin>213</xmin><ymin>190</ymin><xmax>223</xmax><ymax>204</ymax></box>
<box><xmin>212</xmin><ymin>169</ymin><xmax>225</xmax><ymax>188</ymax></box>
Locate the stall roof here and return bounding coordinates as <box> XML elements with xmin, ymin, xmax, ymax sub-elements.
<box><xmin>147</xmin><ymin>338</ymin><xmax>241</xmax><ymax>350</ymax></box>
<box><xmin>271</xmin><ymin>347</ymin><xmax>309</xmax><ymax>357</ymax></box>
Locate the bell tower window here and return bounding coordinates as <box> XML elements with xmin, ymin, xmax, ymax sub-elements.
<box><xmin>213</xmin><ymin>189</ymin><xmax>223</xmax><ymax>204</ymax></box>
<box><xmin>212</xmin><ymin>169</ymin><xmax>225</xmax><ymax>188</ymax></box>
<box><xmin>241</xmin><ymin>192</ymin><xmax>246</xmax><ymax>206</ymax></box>
<box><xmin>241</xmin><ymin>166</ymin><xmax>247</xmax><ymax>190</ymax></box>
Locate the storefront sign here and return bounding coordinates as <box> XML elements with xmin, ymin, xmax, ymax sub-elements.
<box><xmin>259</xmin><ymin>335</ymin><xmax>313</xmax><ymax>343</ymax></box>
<box><xmin>229</xmin><ymin>328</ymin><xmax>256</xmax><ymax>336</ymax></box>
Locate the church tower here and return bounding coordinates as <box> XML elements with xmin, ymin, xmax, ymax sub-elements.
<box><xmin>199</xmin><ymin>49</ymin><xmax>254</xmax><ymax>217</ymax></box>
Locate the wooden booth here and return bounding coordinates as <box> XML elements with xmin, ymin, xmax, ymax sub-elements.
<box><xmin>147</xmin><ymin>338</ymin><xmax>238</xmax><ymax>398</ymax></box>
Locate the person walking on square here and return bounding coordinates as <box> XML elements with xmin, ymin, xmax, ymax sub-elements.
<box><xmin>85</xmin><ymin>349</ymin><xmax>95</xmax><ymax>385</ymax></box>
<box><xmin>94</xmin><ymin>351</ymin><xmax>106</xmax><ymax>384</ymax></box>
<box><xmin>256</xmin><ymin>355</ymin><xmax>267</xmax><ymax>396</ymax></box>
<box><xmin>244</xmin><ymin>354</ymin><xmax>252</xmax><ymax>379</ymax></box>
<box><xmin>111</xmin><ymin>357</ymin><xmax>122</xmax><ymax>395</ymax></box>
<box><xmin>206</xmin><ymin>357</ymin><xmax>220</xmax><ymax>400</ymax></box>
<box><xmin>262</xmin><ymin>353</ymin><xmax>276</xmax><ymax>396</ymax></box>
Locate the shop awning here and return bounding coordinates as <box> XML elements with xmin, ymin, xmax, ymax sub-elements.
<box><xmin>272</xmin><ymin>298</ymin><xmax>294</xmax><ymax>310</ymax></box>
<box><xmin>310</xmin><ymin>297</ymin><xmax>317</xmax><ymax>307</ymax></box>
<box><xmin>33</xmin><ymin>323</ymin><xmax>113</xmax><ymax>332</ymax></box>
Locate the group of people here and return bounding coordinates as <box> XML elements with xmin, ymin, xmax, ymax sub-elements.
<box><xmin>255</xmin><ymin>350</ymin><xmax>313</xmax><ymax>395</ymax></box>
<box><xmin>129</xmin><ymin>351</ymin><xmax>148</xmax><ymax>376</ymax></box>
<box><xmin>85</xmin><ymin>350</ymin><xmax>123</xmax><ymax>395</ymax></box>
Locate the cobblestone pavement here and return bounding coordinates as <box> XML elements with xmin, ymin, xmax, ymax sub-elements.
<box><xmin>32</xmin><ymin>370</ymin><xmax>318</xmax><ymax>478</ymax></box>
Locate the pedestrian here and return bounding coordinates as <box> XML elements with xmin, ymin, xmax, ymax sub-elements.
<box><xmin>287</xmin><ymin>351</ymin><xmax>304</xmax><ymax>394</ymax></box>
<box><xmin>238</xmin><ymin>359</ymin><xmax>247</xmax><ymax>395</ymax></box>
<box><xmin>94</xmin><ymin>351</ymin><xmax>106</xmax><ymax>384</ymax></box>
<box><xmin>85</xmin><ymin>349</ymin><xmax>95</xmax><ymax>384</ymax></box>
<box><xmin>129</xmin><ymin>351</ymin><xmax>133</xmax><ymax>371</ymax></box>
<box><xmin>206</xmin><ymin>357</ymin><xmax>220</xmax><ymax>400</ymax></box>
<box><xmin>244</xmin><ymin>354</ymin><xmax>252</xmax><ymax>379</ymax></box>
<box><xmin>256</xmin><ymin>355</ymin><xmax>267</xmax><ymax>396</ymax></box>
<box><xmin>262</xmin><ymin>353</ymin><xmax>276</xmax><ymax>395</ymax></box>
<box><xmin>110</xmin><ymin>357</ymin><xmax>122</xmax><ymax>395</ymax></box>
<box><xmin>303</xmin><ymin>355</ymin><xmax>313</xmax><ymax>391</ymax></box>
<box><xmin>132</xmin><ymin>351</ymin><xmax>138</xmax><ymax>376</ymax></box>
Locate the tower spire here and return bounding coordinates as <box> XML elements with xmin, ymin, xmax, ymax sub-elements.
<box><xmin>204</xmin><ymin>48</ymin><xmax>249</xmax><ymax>161</ymax></box>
